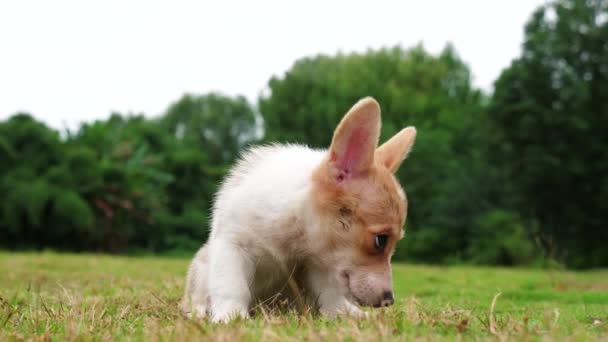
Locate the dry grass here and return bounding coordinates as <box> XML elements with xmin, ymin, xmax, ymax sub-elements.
<box><xmin>1</xmin><ymin>252</ymin><xmax>607</xmax><ymax>341</ymax></box>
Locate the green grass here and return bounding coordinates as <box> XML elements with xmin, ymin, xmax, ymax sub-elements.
<box><xmin>1</xmin><ymin>252</ymin><xmax>606</xmax><ymax>341</ymax></box>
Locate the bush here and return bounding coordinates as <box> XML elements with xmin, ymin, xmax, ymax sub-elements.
<box><xmin>467</xmin><ymin>210</ymin><xmax>538</xmax><ymax>266</ymax></box>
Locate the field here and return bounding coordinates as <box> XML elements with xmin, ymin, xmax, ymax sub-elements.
<box><xmin>0</xmin><ymin>252</ymin><xmax>606</xmax><ymax>341</ymax></box>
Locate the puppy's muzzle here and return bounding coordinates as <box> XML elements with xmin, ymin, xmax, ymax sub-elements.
<box><xmin>373</xmin><ymin>290</ymin><xmax>394</xmax><ymax>307</ymax></box>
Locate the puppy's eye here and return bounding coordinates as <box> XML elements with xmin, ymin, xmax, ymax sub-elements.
<box><xmin>374</xmin><ymin>234</ymin><xmax>388</xmax><ymax>252</ymax></box>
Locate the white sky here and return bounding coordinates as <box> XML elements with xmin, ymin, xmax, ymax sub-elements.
<box><xmin>0</xmin><ymin>0</ymin><xmax>545</xmax><ymax>130</ymax></box>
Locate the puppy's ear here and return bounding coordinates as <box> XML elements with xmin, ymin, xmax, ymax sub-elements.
<box><xmin>375</xmin><ymin>127</ymin><xmax>416</xmax><ymax>173</ymax></box>
<box><xmin>328</xmin><ymin>97</ymin><xmax>381</xmax><ymax>182</ymax></box>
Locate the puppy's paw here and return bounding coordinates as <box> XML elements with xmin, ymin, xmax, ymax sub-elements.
<box><xmin>180</xmin><ymin>299</ymin><xmax>207</xmax><ymax>320</ymax></box>
<box><xmin>210</xmin><ymin>302</ymin><xmax>249</xmax><ymax>323</ymax></box>
<box><xmin>211</xmin><ymin>310</ymin><xmax>248</xmax><ymax>323</ymax></box>
<box><xmin>193</xmin><ymin>304</ymin><xmax>208</xmax><ymax>319</ymax></box>
<box><xmin>320</xmin><ymin>302</ymin><xmax>368</xmax><ymax>319</ymax></box>
<box><xmin>345</xmin><ymin>306</ymin><xmax>369</xmax><ymax>319</ymax></box>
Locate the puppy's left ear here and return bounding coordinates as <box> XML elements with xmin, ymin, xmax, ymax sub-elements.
<box><xmin>328</xmin><ymin>97</ymin><xmax>381</xmax><ymax>182</ymax></box>
<box><xmin>375</xmin><ymin>127</ymin><xmax>417</xmax><ymax>173</ymax></box>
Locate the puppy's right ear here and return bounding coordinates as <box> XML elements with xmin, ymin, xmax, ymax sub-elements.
<box><xmin>376</xmin><ymin>127</ymin><xmax>417</xmax><ymax>173</ymax></box>
<box><xmin>327</xmin><ymin>97</ymin><xmax>381</xmax><ymax>182</ymax></box>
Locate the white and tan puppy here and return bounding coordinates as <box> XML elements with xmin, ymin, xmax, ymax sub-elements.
<box><xmin>181</xmin><ymin>97</ymin><xmax>416</xmax><ymax>323</ymax></box>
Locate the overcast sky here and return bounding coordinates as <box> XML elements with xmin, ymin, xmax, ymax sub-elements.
<box><xmin>0</xmin><ymin>0</ymin><xmax>546</xmax><ymax>130</ymax></box>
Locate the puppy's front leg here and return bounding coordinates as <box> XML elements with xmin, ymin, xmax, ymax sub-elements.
<box><xmin>207</xmin><ymin>238</ymin><xmax>254</xmax><ymax>323</ymax></box>
<box><xmin>306</xmin><ymin>267</ymin><xmax>366</xmax><ymax>319</ymax></box>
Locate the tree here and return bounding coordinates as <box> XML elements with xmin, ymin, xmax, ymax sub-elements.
<box><xmin>162</xmin><ymin>93</ymin><xmax>259</xmax><ymax>166</ymax></box>
<box><xmin>0</xmin><ymin>114</ymin><xmax>64</xmax><ymax>248</ymax></box>
<box><xmin>490</xmin><ymin>0</ymin><xmax>608</xmax><ymax>267</ymax></box>
<box><xmin>0</xmin><ymin>92</ymin><xmax>259</xmax><ymax>254</ymax></box>
<box><xmin>68</xmin><ymin>115</ymin><xmax>176</xmax><ymax>252</ymax></box>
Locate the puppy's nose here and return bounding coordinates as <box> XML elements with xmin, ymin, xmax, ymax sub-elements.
<box><xmin>380</xmin><ymin>291</ymin><xmax>394</xmax><ymax>307</ymax></box>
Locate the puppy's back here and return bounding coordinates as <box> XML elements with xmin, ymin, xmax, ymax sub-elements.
<box><xmin>210</xmin><ymin>144</ymin><xmax>325</xmax><ymax>238</ymax></box>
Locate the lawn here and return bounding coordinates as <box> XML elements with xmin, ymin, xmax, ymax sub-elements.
<box><xmin>0</xmin><ymin>252</ymin><xmax>606</xmax><ymax>341</ymax></box>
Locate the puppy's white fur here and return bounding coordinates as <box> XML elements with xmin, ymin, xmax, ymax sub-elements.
<box><xmin>181</xmin><ymin>97</ymin><xmax>416</xmax><ymax>322</ymax></box>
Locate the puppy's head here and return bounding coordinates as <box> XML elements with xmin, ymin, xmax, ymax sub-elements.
<box><xmin>312</xmin><ymin>97</ymin><xmax>416</xmax><ymax>308</ymax></box>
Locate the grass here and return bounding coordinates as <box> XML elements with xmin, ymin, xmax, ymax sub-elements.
<box><xmin>0</xmin><ymin>252</ymin><xmax>606</xmax><ymax>341</ymax></box>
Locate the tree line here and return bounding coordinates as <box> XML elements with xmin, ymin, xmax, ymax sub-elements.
<box><xmin>1</xmin><ymin>0</ymin><xmax>606</xmax><ymax>268</ymax></box>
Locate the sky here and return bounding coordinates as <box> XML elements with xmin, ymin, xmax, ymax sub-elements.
<box><xmin>0</xmin><ymin>0</ymin><xmax>546</xmax><ymax>130</ymax></box>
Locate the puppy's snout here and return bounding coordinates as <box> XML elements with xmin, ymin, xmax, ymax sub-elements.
<box><xmin>373</xmin><ymin>291</ymin><xmax>394</xmax><ymax>307</ymax></box>
<box><xmin>380</xmin><ymin>291</ymin><xmax>394</xmax><ymax>307</ymax></box>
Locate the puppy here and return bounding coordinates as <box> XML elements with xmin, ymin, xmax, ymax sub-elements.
<box><xmin>180</xmin><ymin>97</ymin><xmax>416</xmax><ymax>322</ymax></box>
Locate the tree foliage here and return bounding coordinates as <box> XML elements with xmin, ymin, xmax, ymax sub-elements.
<box><xmin>0</xmin><ymin>94</ymin><xmax>258</xmax><ymax>253</ymax></box>
<box><xmin>490</xmin><ymin>0</ymin><xmax>608</xmax><ymax>268</ymax></box>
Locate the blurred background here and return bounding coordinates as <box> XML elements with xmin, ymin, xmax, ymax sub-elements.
<box><xmin>0</xmin><ymin>0</ymin><xmax>606</xmax><ymax>269</ymax></box>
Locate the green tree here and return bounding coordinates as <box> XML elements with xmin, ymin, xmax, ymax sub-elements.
<box><xmin>163</xmin><ymin>93</ymin><xmax>259</xmax><ymax>166</ymax></box>
<box><xmin>62</xmin><ymin>115</ymin><xmax>174</xmax><ymax>252</ymax></box>
<box><xmin>0</xmin><ymin>114</ymin><xmax>64</xmax><ymax>248</ymax></box>
<box><xmin>0</xmin><ymin>92</ymin><xmax>258</xmax><ymax>253</ymax></box>
<box><xmin>490</xmin><ymin>0</ymin><xmax>608</xmax><ymax>267</ymax></box>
